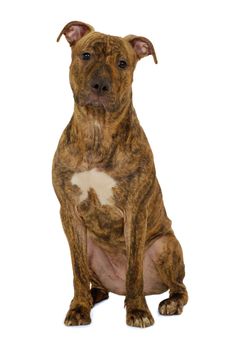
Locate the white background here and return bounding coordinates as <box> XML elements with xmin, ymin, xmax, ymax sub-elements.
<box><xmin>0</xmin><ymin>0</ymin><xmax>233</xmax><ymax>349</ymax></box>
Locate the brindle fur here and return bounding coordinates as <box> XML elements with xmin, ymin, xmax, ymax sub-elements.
<box><xmin>52</xmin><ymin>21</ymin><xmax>188</xmax><ymax>328</ymax></box>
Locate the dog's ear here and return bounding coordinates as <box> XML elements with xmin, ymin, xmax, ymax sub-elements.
<box><xmin>125</xmin><ymin>35</ymin><xmax>158</xmax><ymax>64</ymax></box>
<box><xmin>57</xmin><ymin>21</ymin><xmax>94</xmax><ymax>46</ymax></box>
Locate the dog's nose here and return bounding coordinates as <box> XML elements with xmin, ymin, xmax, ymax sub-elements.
<box><xmin>91</xmin><ymin>78</ymin><xmax>110</xmax><ymax>95</ymax></box>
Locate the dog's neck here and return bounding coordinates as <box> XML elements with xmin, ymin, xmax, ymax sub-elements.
<box><xmin>63</xmin><ymin>101</ymin><xmax>136</xmax><ymax>168</ymax></box>
<box><xmin>66</xmin><ymin>101</ymin><xmax>135</xmax><ymax>167</ymax></box>
<box><xmin>69</xmin><ymin>101</ymin><xmax>134</xmax><ymax>144</ymax></box>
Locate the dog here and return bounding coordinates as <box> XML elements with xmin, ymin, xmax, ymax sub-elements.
<box><xmin>52</xmin><ymin>21</ymin><xmax>188</xmax><ymax>328</ymax></box>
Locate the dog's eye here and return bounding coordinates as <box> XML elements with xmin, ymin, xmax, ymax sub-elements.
<box><xmin>81</xmin><ymin>52</ymin><xmax>91</xmax><ymax>61</ymax></box>
<box><xmin>118</xmin><ymin>60</ymin><xmax>127</xmax><ymax>69</ymax></box>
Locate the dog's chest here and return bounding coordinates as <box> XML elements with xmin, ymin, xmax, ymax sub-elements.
<box><xmin>71</xmin><ymin>168</ymin><xmax>116</xmax><ymax>206</ymax></box>
<box><xmin>70</xmin><ymin>168</ymin><xmax>124</xmax><ymax>241</ymax></box>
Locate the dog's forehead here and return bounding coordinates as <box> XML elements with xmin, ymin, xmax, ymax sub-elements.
<box><xmin>79</xmin><ymin>32</ymin><xmax>129</xmax><ymax>56</ymax></box>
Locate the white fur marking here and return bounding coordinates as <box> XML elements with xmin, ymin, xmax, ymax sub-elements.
<box><xmin>71</xmin><ymin>168</ymin><xmax>116</xmax><ymax>205</ymax></box>
<box><xmin>94</xmin><ymin>120</ymin><xmax>101</xmax><ymax>129</ymax></box>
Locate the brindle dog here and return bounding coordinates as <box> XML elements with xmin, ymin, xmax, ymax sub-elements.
<box><xmin>52</xmin><ymin>21</ymin><xmax>188</xmax><ymax>328</ymax></box>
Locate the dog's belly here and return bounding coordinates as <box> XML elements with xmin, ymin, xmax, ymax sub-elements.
<box><xmin>87</xmin><ymin>236</ymin><xmax>168</xmax><ymax>296</ymax></box>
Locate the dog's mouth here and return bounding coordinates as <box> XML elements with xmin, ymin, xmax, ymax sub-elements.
<box><xmin>75</xmin><ymin>92</ymin><xmax>119</xmax><ymax>113</ymax></box>
<box><xmin>86</xmin><ymin>93</ymin><xmax>108</xmax><ymax>107</ymax></box>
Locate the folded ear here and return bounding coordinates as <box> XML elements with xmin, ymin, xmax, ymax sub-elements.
<box><xmin>125</xmin><ymin>35</ymin><xmax>158</xmax><ymax>64</ymax></box>
<box><xmin>57</xmin><ymin>21</ymin><xmax>94</xmax><ymax>46</ymax></box>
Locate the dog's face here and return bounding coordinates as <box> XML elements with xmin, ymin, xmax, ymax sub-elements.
<box><xmin>57</xmin><ymin>21</ymin><xmax>157</xmax><ymax>113</ymax></box>
<box><xmin>69</xmin><ymin>32</ymin><xmax>136</xmax><ymax>113</ymax></box>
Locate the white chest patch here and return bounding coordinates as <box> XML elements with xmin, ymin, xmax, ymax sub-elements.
<box><xmin>71</xmin><ymin>168</ymin><xmax>117</xmax><ymax>205</ymax></box>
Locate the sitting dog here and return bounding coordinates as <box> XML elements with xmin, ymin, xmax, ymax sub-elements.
<box><xmin>52</xmin><ymin>21</ymin><xmax>188</xmax><ymax>328</ymax></box>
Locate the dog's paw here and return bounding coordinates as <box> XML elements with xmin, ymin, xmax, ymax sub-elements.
<box><xmin>91</xmin><ymin>287</ymin><xmax>109</xmax><ymax>305</ymax></box>
<box><xmin>64</xmin><ymin>305</ymin><xmax>91</xmax><ymax>326</ymax></box>
<box><xmin>126</xmin><ymin>308</ymin><xmax>154</xmax><ymax>328</ymax></box>
<box><xmin>159</xmin><ymin>298</ymin><xmax>183</xmax><ymax>316</ymax></box>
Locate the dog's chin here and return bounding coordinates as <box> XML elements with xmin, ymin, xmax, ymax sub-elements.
<box><xmin>75</xmin><ymin>93</ymin><xmax>119</xmax><ymax>113</ymax></box>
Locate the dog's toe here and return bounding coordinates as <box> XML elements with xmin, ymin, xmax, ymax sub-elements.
<box><xmin>159</xmin><ymin>298</ymin><xmax>183</xmax><ymax>316</ymax></box>
<box><xmin>127</xmin><ymin>309</ymin><xmax>154</xmax><ymax>328</ymax></box>
<box><xmin>64</xmin><ymin>305</ymin><xmax>91</xmax><ymax>326</ymax></box>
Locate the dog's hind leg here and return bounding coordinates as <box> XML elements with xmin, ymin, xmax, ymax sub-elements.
<box><xmin>151</xmin><ymin>232</ymin><xmax>188</xmax><ymax>315</ymax></box>
<box><xmin>90</xmin><ymin>271</ymin><xmax>109</xmax><ymax>305</ymax></box>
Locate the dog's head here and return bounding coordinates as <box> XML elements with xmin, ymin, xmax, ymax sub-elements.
<box><xmin>57</xmin><ymin>21</ymin><xmax>157</xmax><ymax>113</ymax></box>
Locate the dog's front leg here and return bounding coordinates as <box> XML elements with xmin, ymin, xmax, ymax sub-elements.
<box><xmin>124</xmin><ymin>203</ymin><xmax>154</xmax><ymax>328</ymax></box>
<box><xmin>60</xmin><ymin>204</ymin><xmax>92</xmax><ymax>326</ymax></box>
